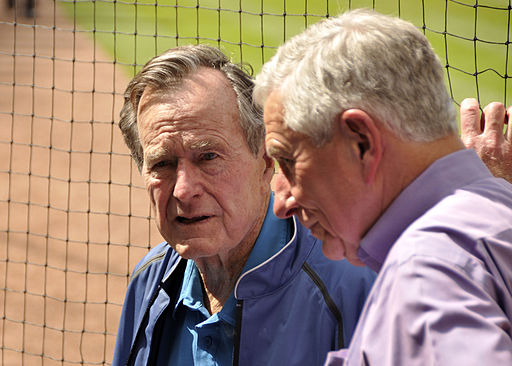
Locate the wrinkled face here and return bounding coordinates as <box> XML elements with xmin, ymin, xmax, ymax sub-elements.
<box><xmin>264</xmin><ymin>91</ymin><xmax>366</xmax><ymax>264</ymax></box>
<box><xmin>137</xmin><ymin>68</ymin><xmax>270</xmax><ymax>260</ymax></box>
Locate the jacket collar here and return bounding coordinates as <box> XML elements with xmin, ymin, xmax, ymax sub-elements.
<box><xmin>234</xmin><ymin>215</ymin><xmax>318</xmax><ymax>299</ymax></box>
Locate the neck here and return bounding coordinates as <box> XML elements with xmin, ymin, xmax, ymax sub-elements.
<box><xmin>346</xmin><ymin>131</ymin><xmax>465</xmax><ymax>259</ymax></box>
<box><xmin>195</xmin><ymin>191</ymin><xmax>270</xmax><ymax>314</ymax></box>
<box><xmin>400</xmin><ymin>134</ymin><xmax>464</xmax><ymax>185</ymax></box>
<box><xmin>195</xmin><ymin>251</ymin><xmax>250</xmax><ymax>314</ymax></box>
<box><xmin>381</xmin><ymin>133</ymin><xmax>465</xmax><ymax>210</ymax></box>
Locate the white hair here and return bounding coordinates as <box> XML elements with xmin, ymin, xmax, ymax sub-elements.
<box><xmin>254</xmin><ymin>9</ymin><xmax>458</xmax><ymax>146</ymax></box>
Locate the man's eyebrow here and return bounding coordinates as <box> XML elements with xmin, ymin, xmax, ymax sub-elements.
<box><xmin>190</xmin><ymin>139</ymin><xmax>223</xmax><ymax>151</ymax></box>
<box><xmin>265</xmin><ymin>145</ymin><xmax>278</xmax><ymax>158</ymax></box>
<box><xmin>266</xmin><ymin>145</ymin><xmax>286</xmax><ymax>159</ymax></box>
<box><xmin>144</xmin><ymin>147</ymin><xmax>170</xmax><ymax>163</ymax></box>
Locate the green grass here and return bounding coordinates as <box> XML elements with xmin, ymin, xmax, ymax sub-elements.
<box><xmin>57</xmin><ymin>0</ymin><xmax>512</xmax><ymax>109</ymax></box>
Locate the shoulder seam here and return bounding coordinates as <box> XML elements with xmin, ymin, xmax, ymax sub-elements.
<box><xmin>302</xmin><ymin>261</ymin><xmax>345</xmax><ymax>349</ymax></box>
<box><xmin>131</xmin><ymin>251</ymin><xmax>167</xmax><ymax>281</ymax></box>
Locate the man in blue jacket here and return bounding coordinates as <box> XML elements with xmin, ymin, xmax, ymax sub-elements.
<box><xmin>112</xmin><ymin>44</ymin><xmax>376</xmax><ymax>366</ymax></box>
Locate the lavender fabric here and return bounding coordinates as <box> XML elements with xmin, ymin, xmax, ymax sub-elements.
<box><xmin>325</xmin><ymin>149</ymin><xmax>512</xmax><ymax>365</ymax></box>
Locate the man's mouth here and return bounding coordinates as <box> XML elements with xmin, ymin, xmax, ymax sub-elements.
<box><xmin>176</xmin><ymin>215</ymin><xmax>211</xmax><ymax>224</ymax></box>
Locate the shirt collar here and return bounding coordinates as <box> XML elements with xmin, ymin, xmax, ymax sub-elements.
<box><xmin>174</xmin><ymin>193</ymin><xmax>290</xmax><ymax>325</ymax></box>
<box><xmin>358</xmin><ymin>149</ymin><xmax>492</xmax><ymax>272</ymax></box>
<box><xmin>175</xmin><ymin>259</ymin><xmax>206</xmax><ymax>314</ymax></box>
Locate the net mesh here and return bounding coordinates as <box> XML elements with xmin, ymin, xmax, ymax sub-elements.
<box><xmin>0</xmin><ymin>0</ymin><xmax>510</xmax><ymax>365</ymax></box>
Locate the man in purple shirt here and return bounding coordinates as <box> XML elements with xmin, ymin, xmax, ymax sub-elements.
<box><xmin>254</xmin><ymin>9</ymin><xmax>512</xmax><ymax>366</ymax></box>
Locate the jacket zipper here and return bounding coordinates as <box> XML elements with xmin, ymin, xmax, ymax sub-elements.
<box><xmin>233</xmin><ymin>299</ymin><xmax>243</xmax><ymax>366</ymax></box>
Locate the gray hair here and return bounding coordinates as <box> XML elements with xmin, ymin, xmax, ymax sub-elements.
<box><xmin>120</xmin><ymin>44</ymin><xmax>264</xmax><ymax>171</ymax></box>
<box><xmin>253</xmin><ymin>9</ymin><xmax>457</xmax><ymax>146</ymax></box>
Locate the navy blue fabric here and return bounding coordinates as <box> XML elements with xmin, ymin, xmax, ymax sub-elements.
<box><xmin>112</xmin><ymin>197</ymin><xmax>376</xmax><ymax>366</ymax></box>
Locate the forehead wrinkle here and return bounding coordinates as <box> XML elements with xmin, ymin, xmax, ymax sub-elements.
<box><xmin>141</xmin><ymin>99</ymin><xmax>239</xmax><ymax>150</ymax></box>
<box><xmin>139</xmin><ymin>68</ymin><xmax>246</xmax><ymax>159</ymax></box>
<box><xmin>144</xmin><ymin>126</ymin><xmax>235</xmax><ymax>162</ymax></box>
<box><xmin>179</xmin><ymin>124</ymin><xmax>237</xmax><ymax>150</ymax></box>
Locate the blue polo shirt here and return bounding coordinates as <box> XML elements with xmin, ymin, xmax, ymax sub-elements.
<box><xmin>156</xmin><ymin>195</ymin><xmax>291</xmax><ymax>365</ymax></box>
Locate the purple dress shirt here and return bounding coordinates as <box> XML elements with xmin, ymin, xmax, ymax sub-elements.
<box><xmin>325</xmin><ymin>149</ymin><xmax>512</xmax><ymax>365</ymax></box>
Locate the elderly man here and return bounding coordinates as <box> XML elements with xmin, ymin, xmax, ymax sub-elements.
<box><xmin>254</xmin><ymin>9</ymin><xmax>512</xmax><ymax>366</ymax></box>
<box><xmin>112</xmin><ymin>44</ymin><xmax>376</xmax><ymax>366</ymax></box>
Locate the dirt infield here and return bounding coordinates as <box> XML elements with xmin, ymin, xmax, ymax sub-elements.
<box><xmin>0</xmin><ymin>1</ymin><xmax>163</xmax><ymax>365</ymax></box>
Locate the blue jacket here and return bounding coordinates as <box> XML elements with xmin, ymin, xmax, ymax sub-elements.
<box><xmin>112</xmin><ymin>216</ymin><xmax>376</xmax><ymax>366</ymax></box>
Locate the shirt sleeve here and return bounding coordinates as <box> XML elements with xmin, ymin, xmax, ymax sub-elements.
<box><xmin>350</xmin><ymin>250</ymin><xmax>512</xmax><ymax>366</ymax></box>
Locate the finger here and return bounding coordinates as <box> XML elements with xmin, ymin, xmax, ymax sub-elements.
<box><xmin>482</xmin><ymin>102</ymin><xmax>506</xmax><ymax>138</ymax></box>
<box><xmin>460</xmin><ymin>98</ymin><xmax>482</xmax><ymax>138</ymax></box>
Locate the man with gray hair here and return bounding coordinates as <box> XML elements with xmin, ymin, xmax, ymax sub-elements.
<box><xmin>254</xmin><ymin>9</ymin><xmax>512</xmax><ymax>365</ymax></box>
<box><xmin>112</xmin><ymin>44</ymin><xmax>376</xmax><ymax>366</ymax></box>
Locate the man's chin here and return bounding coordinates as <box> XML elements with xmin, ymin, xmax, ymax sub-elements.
<box><xmin>321</xmin><ymin>242</ymin><xmax>346</xmax><ymax>261</ymax></box>
<box><xmin>321</xmin><ymin>238</ymin><xmax>365</xmax><ymax>266</ymax></box>
<box><xmin>171</xmin><ymin>240</ymin><xmax>216</xmax><ymax>260</ymax></box>
<box><xmin>321</xmin><ymin>234</ymin><xmax>346</xmax><ymax>260</ymax></box>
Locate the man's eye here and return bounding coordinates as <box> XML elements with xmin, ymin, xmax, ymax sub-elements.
<box><xmin>152</xmin><ymin>160</ymin><xmax>170</xmax><ymax>169</ymax></box>
<box><xmin>201</xmin><ymin>152</ymin><xmax>218</xmax><ymax>161</ymax></box>
<box><xmin>278</xmin><ymin>157</ymin><xmax>294</xmax><ymax>169</ymax></box>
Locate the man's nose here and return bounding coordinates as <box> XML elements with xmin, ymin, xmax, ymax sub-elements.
<box><xmin>273</xmin><ymin>172</ymin><xmax>298</xmax><ymax>218</ymax></box>
<box><xmin>173</xmin><ymin>160</ymin><xmax>203</xmax><ymax>202</ymax></box>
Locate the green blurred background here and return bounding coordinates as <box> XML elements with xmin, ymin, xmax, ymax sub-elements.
<box><xmin>58</xmin><ymin>0</ymin><xmax>512</xmax><ymax>109</ymax></box>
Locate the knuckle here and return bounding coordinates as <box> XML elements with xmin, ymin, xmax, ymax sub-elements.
<box><xmin>484</xmin><ymin>102</ymin><xmax>506</xmax><ymax>118</ymax></box>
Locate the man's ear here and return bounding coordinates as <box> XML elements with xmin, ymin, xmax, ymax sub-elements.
<box><xmin>339</xmin><ymin>109</ymin><xmax>383</xmax><ymax>185</ymax></box>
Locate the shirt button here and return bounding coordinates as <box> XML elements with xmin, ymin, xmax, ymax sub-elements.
<box><xmin>204</xmin><ymin>336</ymin><xmax>212</xmax><ymax>347</ymax></box>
